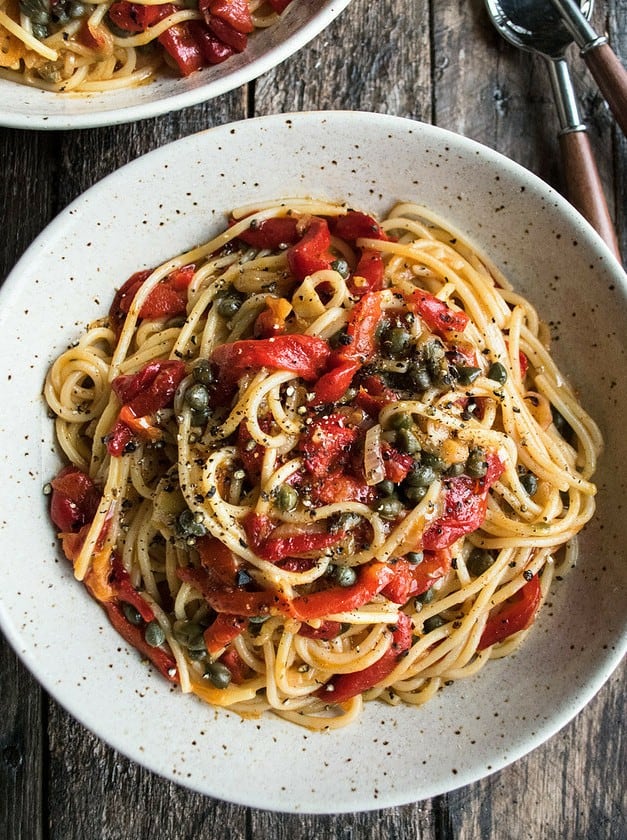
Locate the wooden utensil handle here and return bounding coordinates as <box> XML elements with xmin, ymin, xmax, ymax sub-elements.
<box><xmin>559</xmin><ymin>129</ymin><xmax>621</xmax><ymax>259</ymax></box>
<box><xmin>584</xmin><ymin>42</ymin><xmax>627</xmax><ymax>137</ymax></box>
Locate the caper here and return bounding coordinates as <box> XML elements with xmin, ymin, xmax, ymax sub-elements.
<box><xmin>487</xmin><ymin>361</ymin><xmax>508</xmax><ymax>384</ymax></box>
<box><xmin>455</xmin><ymin>365</ymin><xmax>481</xmax><ymax>385</ymax></box>
<box><xmin>192</xmin><ymin>359</ymin><xmax>216</xmax><ymax>386</ymax></box>
<box><xmin>406</xmin><ymin>551</ymin><xmax>424</xmax><ymax>565</ymax></box>
<box><xmin>276</xmin><ymin>484</ymin><xmax>298</xmax><ymax>512</ymax></box>
<box><xmin>329</xmin><ymin>327</ymin><xmax>350</xmax><ymax>349</ymax></box>
<box><xmin>331</xmin><ymin>258</ymin><xmax>350</xmax><ymax>278</ymax></box>
<box><xmin>377</xmin><ymin>479</ymin><xmax>396</xmax><ymax>497</ymax></box>
<box><xmin>390</xmin><ymin>412</ymin><xmax>412</xmax><ymax>430</ymax></box>
<box><xmin>373</xmin><ymin>496</ymin><xmax>404</xmax><ymax>520</ymax></box>
<box><xmin>203</xmin><ymin>661</ymin><xmax>232</xmax><ymax>689</ymax></box>
<box><xmin>520</xmin><ymin>471</ymin><xmax>538</xmax><ymax>496</ymax></box>
<box><xmin>69</xmin><ymin>1</ymin><xmax>86</xmax><ymax>17</ymax></box>
<box><xmin>404</xmin><ymin>485</ymin><xmax>428</xmax><ymax>503</ymax></box>
<box><xmin>466</xmin><ymin>448</ymin><xmax>488</xmax><ymax>478</ymax></box>
<box><xmin>122</xmin><ymin>602</ymin><xmax>143</xmax><ymax>626</ymax></box>
<box><xmin>190</xmin><ymin>407</ymin><xmax>210</xmax><ymax>427</ymax></box>
<box><xmin>415</xmin><ymin>587</ymin><xmax>435</xmax><ymax>605</ymax></box>
<box><xmin>184</xmin><ymin>383</ymin><xmax>210</xmax><ymax>412</ymax></box>
<box><xmin>31</xmin><ymin>21</ymin><xmax>49</xmax><ymax>37</ymax></box>
<box><xmin>177</xmin><ymin>508</ymin><xmax>207</xmax><ymax>538</ymax></box>
<box><xmin>397</xmin><ymin>427</ymin><xmax>421</xmax><ymax>454</ymax></box>
<box><xmin>423</xmin><ymin>615</ymin><xmax>446</xmax><ymax>633</ymax></box>
<box><xmin>467</xmin><ymin>547</ymin><xmax>495</xmax><ymax>577</ymax></box>
<box><xmin>145</xmin><ymin>620</ymin><xmax>166</xmax><ymax>647</ymax></box>
<box><xmin>421</xmin><ymin>452</ymin><xmax>446</xmax><ymax>472</ymax></box>
<box><xmin>217</xmin><ymin>295</ymin><xmax>242</xmax><ymax>318</ymax></box>
<box><xmin>445</xmin><ymin>462</ymin><xmax>465</xmax><ymax>477</ymax></box>
<box><xmin>406</xmin><ymin>464</ymin><xmax>435</xmax><ymax>487</ymax></box>
<box><xmin>333</xmin><ymin>565</ymin><xmax>357</xmax><ymax>587</ymax></box>
<box><xmin>408</xmin><ymin>362</ymin><xmax>431</xmax><ymax>391</ymax></box>
<box><xmin>383</xmin><ymin>327</ymin><xmax>411</xmax><ymax>358</ymax></box>
<box><xmin>173</xmin><ymin>621</ymin><xmax>206</xmax><ymax>650</ymax></box>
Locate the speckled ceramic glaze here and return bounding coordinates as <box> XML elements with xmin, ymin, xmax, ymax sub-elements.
<box><xmin>0</xmin><ymin>1</ymin><xmax>351</xmax><ymax>130</ymax></box>
<box><xmin>0</xmin><ymin>112</ymin><xmax>625</xmax><ymax>813</ymax></box>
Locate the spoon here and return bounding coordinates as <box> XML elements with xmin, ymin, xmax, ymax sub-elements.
<box><xmin>485</xmin><ymin>0</ymin><xmax>620</xmax><ymax>258</ymax></box>
<box><xmin>550</xmin><ymin>0</ymin><xmax>627</xmax><ymax>136</ymax></box>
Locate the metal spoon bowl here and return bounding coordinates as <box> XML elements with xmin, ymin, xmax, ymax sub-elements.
<box><xmin>485</xmin><ymin>0</ymin><xmax>620</xmax><ymax>258</ymax></box>
<box><xmin>485</xmin><ymin>0</ymin><xmax>593</xmax><ymax>57</ymax></box>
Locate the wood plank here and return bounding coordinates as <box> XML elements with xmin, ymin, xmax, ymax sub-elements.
<box><xmin>253</xmin><ymin>0</ymin><xmax>432</xmax><ymax>118</ymax></box>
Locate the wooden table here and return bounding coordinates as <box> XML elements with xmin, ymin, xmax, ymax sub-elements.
<box><xmin>1</xmin><ymin>1</ymin><xmax>625</xmax><ymax>836</ymax></box>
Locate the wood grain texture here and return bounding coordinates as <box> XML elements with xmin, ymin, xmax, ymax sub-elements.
<box><xmin>0</xmin><ymin>0</ymin><xmax>625</xmax><ymax>837</ymax></box>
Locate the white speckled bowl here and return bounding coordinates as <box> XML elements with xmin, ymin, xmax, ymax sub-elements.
<box><xmin>0</xmin><ymin>1</ymin><xmax>351</xmax><ymax>130</ymax></box>
<box><xmin>0</xmin><ymin>112</ymin><xmax>625</xmax><ymax>813</ymax></box>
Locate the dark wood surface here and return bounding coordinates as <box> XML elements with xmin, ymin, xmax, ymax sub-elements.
<box><xmin>1</xmin><ymin>1</ymin><xmax>625</xmax><ymax>837</ymax></box>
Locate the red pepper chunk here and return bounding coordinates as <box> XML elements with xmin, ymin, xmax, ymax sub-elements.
<box><xmin>478</xmin><ymin>574</ymin><xmax>542</xmax><ymax>650</ymax></box>
<box><xmin>290</xmin><ymin>561</ymin><xmax>395</xmax><ymax>621</ymax></box>
<box><xmin>203</xmin><ymin>613</ymin><xmax>247</xmax><ymax>654</ymax></box>
<box><xmin>299</xmin><ymin>414</ymin><xmax>358</xmax><ymax>478</ymax></box>
<box><xmin>236</xmin><ymin>216</ymin><xmax>299</xmax><ymax>250</ymax></box>
<box><xmin>349</xmin><ymin>249</ymin><xmax>385</xmax><ymax>297</ymax></box>
<box><xmin>423</xmin><ymin>453</ymin><xmax>504</xmax><ymax>550</ymax></box>
<box><xmin>298</xmin><ymin>620</ymin><xmax>343</xmax><ymax>640</ymax></box>
<box><xmin>312</xmin><ymin>291</ymin><xmax>383</xmax><ymax>404</ymax></box>
<box><xmin>159</xmin><ymin>23</ymin><xmax>205</xmax><ymax>75</ymax></box>
<box><xmin>318</xmin><ymin>612</ymin><xmax>413</xmax><ymax>704</ymax></box>
<box><xmin>108</xmin><ymin>2</ymin><xmax>176</xmax><ymax>32</ymax></box>
<box><xmin>107</xmin><ymin>360</ymin><xmax>186</xmax><ymax>456</ymax></box>
<box><xmin>206</xmin><ymin>0</ymin><xmax>253</xmax><ymax>32</ymax></box>
<box><xmin>109</xmin><ymin>264</ymin><xmax>194</xmax><ymax>335</ymax></box>
<box><xmin>50</xmin><ymin>465</ymin><xmax>101</xmax><ymax>533</ymax></box>
<box><xmin>176</xmin><ymin>565</ymin><xmax>290</xmax><ymax>616</ymax></box>
<box><xmin>243</xmin><ymin>513</ymin><xmax>345</xmax><ymax>563</ymax></box>
<box><xmin>331</xmin><ymin>210</ymin><xmax>390</xmax><ymax>243</ymax></box>
<box><xmin>407</xmin><ymin>288</ymin><xmax>469</xmax><ymax>337</ymax></box>
<box><xmin>287</xmin><ymin>217</ymin><xmax>335</xmax><ymax>281</ymax></box>
<box><xmin>211</xmin><ymin>334</ymin><xmax>330</xmax><ymax>387</ymax></box>
<box><xmin>380</xmin><ymin>551</ymin><xmax>452</xmax><ymax>604</ymax></box>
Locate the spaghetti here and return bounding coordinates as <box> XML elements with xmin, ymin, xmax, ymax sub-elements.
<box><xmin>44</xmin><ymin>199</ymin><xmax>601</xmax><ymax>729</ymax></box>
<box><xmin>0</xmin><ymin>0</ymin><xmax>292</xmax><ymax>93</ymax></box>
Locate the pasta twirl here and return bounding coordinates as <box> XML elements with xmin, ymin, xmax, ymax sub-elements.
<box><xmin>44</xmin><ymin>199</ymin><xmax>601</xmax><ymax>729</ymax></box>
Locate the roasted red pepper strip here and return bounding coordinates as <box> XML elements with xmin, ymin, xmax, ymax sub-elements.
<box><xmin>313</xmin><ymin>291</ymin><xmax>382</xmax><ymax>403</ymax></box>
<box><xmin>108</xmin><ymin>360</ymin><xmax>186</xmax><ymax>456</ymax></box>
<box><xmin>205</xmin><ymin>0</ymin><xmax>254</xmax><ymax>32</ymax></box>
<box><xmin>290</xmin><ymin>561</ymin><xmax>395</xmax><ymax>621</ymax></box>
<box><xmin>331</xmin><ymin>210</ymin><xmax>389</xmax><ymax>243</ymax></box>
<box><xmin>317</xmin><ymin>612</ymin><xmax>413</xmax><ymax>704</ymax></box>
<box><xmin>49</xmin><ymin>465</ymin><xmax>101</xmax><ymax>533</ymax></box>
<box><xmin>406</xmin><ymin>288</ymin><xmax>469</xmax><ymax>337</ymax></box>
<box><xmin>478</xmin><ymin>574</ymin><xmax>542</xmax><ymax>650</ymax></box>
<box><xmin>211</xmin><ymin>334</ymin><xmax>330</xmax><ymax>386</ymax></box>
<box><xmin>159</xmin><ymin>22</ymin><xmax>205</xmax><ymax>75</ymax></box>
<box><xmin>297</xmin><ymin>620</ymin><xmax>343</xmax><ymax>640</ymax></box>
<box><xmin>287</xmin><ymin>216</ymin><xmax>335</xmax><ymax>281</ymax></box>
<box><xmin>349</xmin><ymin>249</ymin><xmax>385</xmax><ymax>296</ymax></box>
<box><xmin>176</xmin><ymin>566</ymin><xmax>289</xmax><ymax>616</ymax></box>
<box><xmin>236</xmin><ymin>216</ymin><xmax>299</xmax><ymax>250</ymax></box>
<box><xmin>423</xmin><ymin>453</ymin><xmax>504</xmax><ymax>550</ymax></box>
<box><xmin>243</xmin><ymin>513</ymin><xmax>345</xmax><ymax>563</ymax></box>
<box><xmin>104</xmin><ymin>602</ymin><xmax>179</xmax><ymax>683</ymax></box>
<box><xmin>188</xmin><ymin>20</ymin><xmax>235</xmax><ymax>64</ymax></box>
<box><xmin>380</xmin><ymin>551</ymin><xmax>452</xmax><ymax>604</ymax></box>
<box><xmin>203</xmin><ymin>613</ymin><xmax>247</xmax><ymax>654</ymax></box>
<box><xmin>109</xmin><ymin>265</ymin><xmax>194</xmax><ymax>335</ymax></box>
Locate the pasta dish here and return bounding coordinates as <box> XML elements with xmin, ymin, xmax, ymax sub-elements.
<box><xmin>0</xmin><ymin>0</ymin><xmax>292</xmax><ymax>92</ymax></box>
<box><xmin>44</xmin><ymin>199</ymin><xmax>601</xmax><ymax>729</ymax></box>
